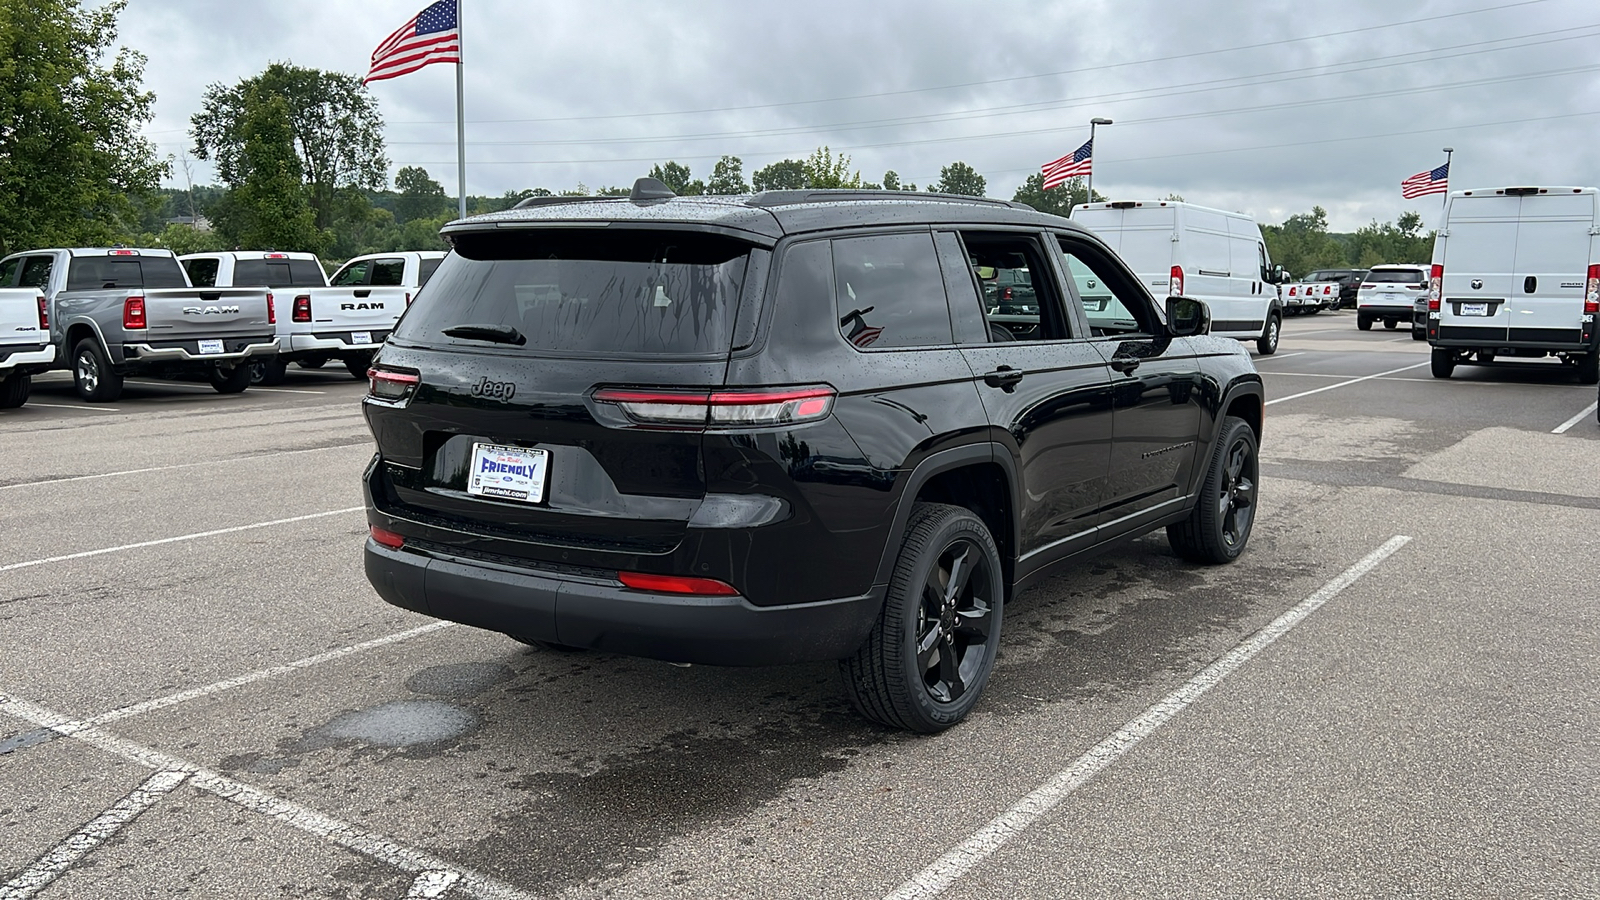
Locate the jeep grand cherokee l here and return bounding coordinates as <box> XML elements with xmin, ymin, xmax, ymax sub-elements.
<box><xmin>362</xmin><ymin>179</ymin><xmax>1265</xmax><ymax>732</ymax></box>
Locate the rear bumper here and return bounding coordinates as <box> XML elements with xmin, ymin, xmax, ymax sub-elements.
<box><xmin>120</xmin><ymin>339</ymin><xmax>279</xmax><ymax>363</ymax></box>
<box><xmin>0</xmin><ymin>344</ymin><xmax>54</xmax><ymax>372</ymax></box>
<box><xmin>364</xmin><ymin>540</ymin><xmax>882</xmax><ymax>666</ymax></box>
<box><xmin>1357</xmin><ymin>304</ymin><xmax>1412</xmax><ymax>317</ymax></box>
<box><xmin>288</xmin><ymin>332</ymin><xmax>388</xmax><ymax>355</ymax></box>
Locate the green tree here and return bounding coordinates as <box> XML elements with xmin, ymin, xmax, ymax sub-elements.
<box><xmin>881</xmin><ymin>170</ymin><xmax>918</xmax><ymax>192</ymax></box>
<box><xmin>648</xmin><ymin>161</ymin><xmax>704</xmax><ymax>195</ymax></box>
<box><xmin>209</xmin><ymin>92</ymin><xmax>324</xmax><ymax>253</ymax></box>
<box><xmin>0</xmin><ymin>0</ymin><xmax>167</xmax><ymax>256</ymax></box>
<box><xmin>804</xmin><ymin>146</ymin><xmax>861</xmax><ymax>189</ymax></box>
<box><xmin>1011</xmin><ymin>173</ymin><xmax>1099</xmax><ymax>217</ymax></box>
<box><xmin>706</xmin><ymin>156</ymin><xmax>749</xmax><ymax>195</ymax></box>
<box><xmin>1262</xmin><ymin>206</ymin><xmax>1347</xmax><ymax>278</ymax></box>
<box><xmin>752</xmin><ymin>159</ymin><xmax>809</xmax><ymax>191</ymax></box>
<box><xmin>1347</xmin><ymin>211</ymin><xmax>1434</xmax><ymax>267</ymax></box>
<box><xmin>191</xmin><ymin>63</ymin><xmax>387</xmax><ymax>229</ymax></box>
<box><xmin>936</xmin><ymin>161</ymin><xmax>986</xmax><ymax>197</ymax></box>
<box><xmin>394</xmin><ymin>166</ymin><xmax>449</xmax><ymax>223</ymax></box>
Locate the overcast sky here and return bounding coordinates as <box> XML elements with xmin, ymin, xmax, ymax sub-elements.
<box><xmin>119</xmin><ymin>0</ymin><xmax>1600</xmax><ymax>231</ymax></box>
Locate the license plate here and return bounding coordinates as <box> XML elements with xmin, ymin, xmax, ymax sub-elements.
<box><xmin>466</xmin><ymin>443</ymin><xmax>548</xmax><ymax>504</ymax></box>
<box><xmin>198</xmin><ymin>339</ymin><xmax>225</xmax><ymax>354</ymax></box>
<box><xmin>1460</xmin><ymin>302</ymin><xmax>1490</xmax><ymax>317</ymax></box>
<box><xmin>351</xmin><ymin>331</ymin><xmax>372</xmax><ymax>345</ymax></box>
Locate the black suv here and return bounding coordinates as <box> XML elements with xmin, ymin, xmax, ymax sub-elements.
<box><xmin>362</xmin><ymin>180</ymin><xmax>1265</xmax><ymax>732</ymax></box>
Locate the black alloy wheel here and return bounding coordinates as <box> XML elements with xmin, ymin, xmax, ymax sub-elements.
<box><xmin>841</xmin><ymin>502</ymin><xmax>1004</xmax><ymax>733</ymax></box>
<box><xmin>1168</xmin><ymin>416</ymin><xmax>1258</xmax><ymax>564</ymax></box>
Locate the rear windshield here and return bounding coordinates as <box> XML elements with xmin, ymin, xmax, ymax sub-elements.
<box><xmin>65</xmin><ymin>256</ymin><xmax>189</xmax><ymax>291</ymax></box>
<box><xmin>1306</xmin><ymin>271</ymin><xmax>1346</xmax><ymax>282</ymax></box>
<box><xmin>1364</xmin><ymin>268</ymin><xmax>1425</xmax><ymax>284</ymax></box>
<box><xmin>232</xmin><ymin>258</ymin><xmax>327</xmax><ymax>288</ymax></box>
<box><xmin>395</xmin><ymin>231</ymin><xmax>750</xmax><ymax>356</ymax></box>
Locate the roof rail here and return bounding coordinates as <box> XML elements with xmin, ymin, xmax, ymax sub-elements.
<box><xmin>744</xmin><ymin>189</ymin><xmax>1028</xmax><ymax>211</ymax></box>
<box><xmin>511</xmin><ymin>195</ymin><xmax>621</xmax><ymax>210</ymax></box>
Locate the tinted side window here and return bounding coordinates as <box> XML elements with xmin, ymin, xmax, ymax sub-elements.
<box><xmin>0</xmin><ymin>258</ymin><xmax>20</xmax><ymax>286</ymax></box>
<box><xmin>960</xmin><ymin>232</ymin><xmax>1072</xmax><ymax>341</ymax></box>
<box><xmin>19</xmin><ymin>256</ymin><xmax>55</xmax><ymax>289</ymax></box>
<box><xmin>417</xmin><ymin>257</ymin><xmax>443</xmax><ymax>286</ymax></box>
<box><xmin>370</xmin><ymin>259</ymin><xmax>406</xmax><ymax>286</ymax></box>
<box><xmin>832</xmin><ymin>232</ymin><xmax>952</xmax><ymax>349</ymax></box>
<box><xmin>331</xmin><ymin>261</ymin><xmax>370</xmax><ymax>286</ymax></box>
<box><xmin>185</xmin><ymin>258</ymin><xmax>220</xmax><ymax>287</ymax></box>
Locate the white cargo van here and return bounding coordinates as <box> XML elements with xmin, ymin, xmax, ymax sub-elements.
<box><xmin>1427</xmin><ymin>186</ymin><xmax>1600</xmax><ymax>383</ymax></box>
<box><xmin>1071</xmin><ymin>200</ymin><xmax>1284</xmax><ymax>354</ymax></box>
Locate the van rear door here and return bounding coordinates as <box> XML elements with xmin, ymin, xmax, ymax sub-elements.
<box><xmin>1439</xmin><ymin>194</ymin><xmax>1519</xmax><ymax>344</ymax></box>
<box><xmin>1508</xmin><ymin>190</ymin><xmax>1596</xmax><ymax>344</ymax></box>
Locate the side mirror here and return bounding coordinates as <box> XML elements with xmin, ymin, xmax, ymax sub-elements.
<box><xmin>1166</xmin><ymin>296</ymin><xmax>1210</xmax><ymax>337</ymax></box>
<box><xmin>1271</xmin><ymin>265</ymin><xmax>1287</xmax><ymax>284</ymax></box>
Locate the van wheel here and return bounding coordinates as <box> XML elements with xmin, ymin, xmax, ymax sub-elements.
<box><xmin>1168</xmin><ymin>417</ymin><xmax>1257</xmax><ymax>565</ymax></box>
<box><xmin>0</xmin><ymin>373</ymin><xmax>30</xmax><ymax>409</ymax></box>
<box><xmin>73</xmin><ymin>338</ymin><xmax>123</xmax><ymax>402</ymax></box>
<box><xmin>251</xmin><ymin>357</ymin><xmax>288</xmax><ymax>386</ymax></box>
<box><xmin>840</xmin><ymin>502</ymin><xmax>1004</xmax><ymax>733</ymax></box>
<box><xmin>1357</xmin><ymin>315</ymin><xmax>1373</xmax><ymax>331</ymax></box>
<box><xmin>1384</xmin><ymin>319</ymin><xmax>1398</xmax><ymax>330</ymax></box>
<box><xmin>1256</xmin><ymin>314</ymin><xmax>1280</xmax><ymax>355</ymax></box>
<box><xmin>1431</xmin><ymin>348</ymin><xmax>1456</xmax><ymax>379</ymax></box>
<box><xmin>344</xmin><ymin>354</ymin><xmax>373</xmax><ymax>380</ymax></box>
<box><xmin>1576</xmin><ymin>352</ymin><xmax>1600</xmax><ymax>386</ymax></box>
<box><xmin>208</xmin><ymin>363</ymin><xmax>252</xmax><ymax>394</ymax></box>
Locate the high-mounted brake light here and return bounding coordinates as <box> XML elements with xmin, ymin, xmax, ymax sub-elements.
<box><xmin>1428</xmin><ymin>264</ymin><xmax>1443</xmax><ymax>312</ymax></box>
<box><xmin>618</xmin><ymin>571</ymin><xmax>739</xmax><ymax>596</ymax></box>
<box><xmin>108</xmin><ymin>249</ymin><xmax>138</xmax><ymax>256</ymax></box>
<box><xmin>292</xmin><ymin>295</ymin><xmax>311</xmax><ymax>323</ymax></box>
<box><xmin>37</xmin><ymin>296</ymin><xmax>48</xmax><ymax>330</ymax></box>
<box><xmin>265</xmin><ymin>252</ymin><xmax>289</xmax><ymax>259</ymax></box>
<box><xmin>369</xmin><ymin>525</ymin><xmax>405</xmax><ymax>549</ymax></box>
<box><xmin>593</xmin><ymin>386</ymin><xmax>837</xmax><ymax>429</ymax></box>
<box><xmin>123</xmin><ymin>296</ymin><xmax>146</xmax><ymax>330</ymax></box>
<box><xmin>266</xmin><ymin>292</ymin><xmax>276</xmax><ymax>325</ymax></box>
<box><xmin>367</xmin><ymin>367</ymin><xmax>421</xmax><ymax>405</ymax></box>
<box><xmin>1170</xmin><ymin>265</ymin><xmax>1185</xmax><ymax>297</ymax></box>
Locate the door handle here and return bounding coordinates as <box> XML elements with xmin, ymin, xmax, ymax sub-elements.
<box><xmin>1110</xmin><ymin>356</ymin><xmax>1141</xmax><ymax>374</ymax></box>
<box><xmin>983</xmin><ymin>366</ymin><xmax>1024</xmax><ymax>391</ymax></box>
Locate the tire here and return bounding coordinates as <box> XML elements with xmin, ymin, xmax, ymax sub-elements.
<box><xmin>208</xmin><ymin>363</ymin><xmax>252</xmax><ymax>394</ymax></box>
<box><xmin>251</xmin><ymin>356</ymin><xmax>288</xmax><ymax>386</ymax></box>
<box><xmin>1256</xmin><ymin>314</ymin><xmax>1280</xmax><ymax>355</ymax></box>
<box><xmin>840</xmin><ymin>502</ymin><xmax>1004</xmax><ymax>733</ymax></box>
<box><xmin>1357</xmin><ymin>315</ymin><xmax>1373</xmax><ymax>331</ymax></box>
<box><xmin>1431</xmin><ymin>348</ymin><xmax>1456</xmax><ymax>379</ymax></box>
<box><xmin>1576</xmin><ymin>351</ymin><xmax>1600</xmax><ymax>386</ymax></box>
<box><xmin>344</xmin><ymin>354</ymin><xmax>372</xmax><ymax>380</ymax></box>
<box><xmin>1305</xmin><ymin>306</ymin><xmax>1320</xmax><ymax>316</ymax></box>
<box><xmin>297</xmin><ymin>356</ymin><xmax>328</xmax><ymax>369</ymax></box>
<box><xmin>1167</xmin><ymin>417</ymin><xmax>1258</xmax><ymax>565</ymax></box>
<box><xmin>1384</xmin><ymin>318</ymin><xmax>1398</xmax><ymax>330</ymax></box>
<box><xmin>72</xmin><ymin>338</ymin><xmax>123</xmax><ymax>403</ymax></box>
<box><xmin>0</xmin><ymin>373</ymin><xmax>30</xmax><ymax>409</ymax></box>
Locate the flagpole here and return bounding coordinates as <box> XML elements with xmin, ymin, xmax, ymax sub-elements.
<box><xmin>456</xmin><ymin>0</ymin><xmax>467</xmax><ymax>219</ymax></box>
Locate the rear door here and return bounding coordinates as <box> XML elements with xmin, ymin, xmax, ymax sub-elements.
<box><xmin>1439</xmin><ymin>195</ymin><xmax>1520</xmax><ymax>343</ymax></box>
<box><xmin>1508</xmin><ymin>191</ymin><xmax>1596</xmax><ymax>344</ymax></box>
<box><xmin>365</xmin><ymin>228</ymin><xmax>752</xmax><ymax>569</ymax></box>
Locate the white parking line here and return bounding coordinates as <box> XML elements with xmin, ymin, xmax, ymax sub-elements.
<box><xmin>407</xmin><ymin>872</ymin><xmax>463</xmax><ymax>898</ymax></box>
<box><xmin>0</xmin><ymin>769</ymin><xmax>190</xmax><ymax>900</ymax></box>
<box><xmin>0</xmin><ymin>508</ymin><xmax>364</xmax><ymax>573</ymax></box>
<box><xmin>18</xmin><ymin>403</ymin><xmax>120</xmax><ymax>413</ymax></box>
<box><xmin>1553</xmin><ymin>400</ymin><xmax>1599</xmax><ymax>434</ymax></box>
<box><xmin>1254</xmin><ymin>352</ymin><xmax>1306</xmax><ymax>362</ymax></box>
<box><xmin>249</xmin><ymin>387</ymin><xmax>328</xmax><ymax>395</ymax></box>
<box><xmin>1265</xmin><ymin>362</ymin><xmax>1430</xmax><ymax>406</ymax></box>
<box><xmin>883</xmin><ymin>536</ymin><xmax>1413</xmax><ymax>900</ymax></box>
<box><xmin>0</xmin><ymin>443</ymin><xmax>370</xmax><ymax>492</ymax></box>
<box><xmin>0</xmin><ymin>694</ymin><xmax>537</xmax><ymax>900</ymax></box>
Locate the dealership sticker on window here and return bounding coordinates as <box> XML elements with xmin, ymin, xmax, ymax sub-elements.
<box><xmin>466</xmin><ymin>443</ymin><xmax>549</xmax><ymax>503</ymax></box>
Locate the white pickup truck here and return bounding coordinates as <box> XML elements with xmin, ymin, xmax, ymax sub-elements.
<box><xmin>0</xmin><ymin>283</ymin><xmax>53</xmax><ymax>409</ymax></box>
<box><xmin>181</xmin><ymin>251</ymin><xmax>437</xmax><ymax>384</ymax></box>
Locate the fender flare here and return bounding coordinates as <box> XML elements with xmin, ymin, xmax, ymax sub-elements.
<box><xmin>1191</xmin><ymin>377</ymin><xmax>1266</xmax><ymax>497</ymax></box>
<box><xmin>870</xmin><ymin>442</ymin><xmax>1020</xmax><ymax>587</ymax></box>
<box><xmin>59</xmin><ymin>315</ymin><xmax>114</xmax><ymax>366</ymax></box>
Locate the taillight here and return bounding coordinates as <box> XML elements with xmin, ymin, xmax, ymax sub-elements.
<box><xmin>266</xmin><ymin>292</ymin><xmax>276</xmax><ymax>325</ymax></box>
<box><xmin>1170</xmin><ymin>265</ymin><xmax>1185</xmax><ymax>297</ymax></box>
<box><xmin>37</xmin><ymin>296</ymin><xmax>48</xmax><ymax>330</ymax></box>
<box><xmin>1361</xmin><ymin>283</ymin><xmax>1375</xmax><ymax>290</ymax></box>
<box><xmin>369</xmin><ymin>525</ymin><xmax>405</xmax><ymax>549</ymax></box>
<box><xmin>1002</xmin><ymin>286</ymin><xmax>1013</xmax><ymax>301</ymax></box>
<box><xmin>1585</xmin><ymin>264</ymin><xmax>1599</xmax><ymax>314</ymax></box>
<box><xmin>1428</xmin><ymin>264</ymin><xmax>1443</xmax><ymax>311</ymax></box>
<box><xmin>593</xmin><ymin>386</ymin><xmax>837</xmax><ymax>430</ymax></box>
<box><xmin>618</xmin><ymin>571</ymin><xmax>739</xmax><ymax>596</ymax></box>
<box><xmin>292</xmin><ymin>295</ymin><xmax>311</xmax><ymax>323</ymax></box>
<box><xmin>123</xmin><ymin>296</ymin><xmax>146</xmax><ymax>330</ymax></box>
<box><xmin>1287</xmin><ymin>286</ymin><xmax>1297</xmax><ymax>297</ymax></box>
<box><xmin>367</xmin><ymin>367</ymin><xmax>421</xmax><ymax>405</ymax></box>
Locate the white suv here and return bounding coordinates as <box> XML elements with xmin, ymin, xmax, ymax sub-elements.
<box><xmin>1357</xmin><ymin>265</ymin><xmax>1428</xmax><ymax>332</ymax></box>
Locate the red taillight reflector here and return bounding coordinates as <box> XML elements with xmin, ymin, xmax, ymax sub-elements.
<box><xmin>1585</xmin><ymin>264</ymin><xmax>1599</xmax><ymax>314</ymax></box>
<box><xmin>368</xmin><ymin>367</ymin><xmax>420</xmax><ymax>403</ymax></box>
<box><xmin>1287</xmin><ymin>286</ymin><xmax>1297</xmax><ymax>297</ymax></box>
<box><xmin>266</xmin><ymin>292</ymin><xmax>276</xmax><ymax>325</ymax></box>
<box><xmin>369</xmin><ymin>525</ymin><xmax>405</xmax><ymax>549</ymax></box>
<box><xmin>618</xmin><ymin>571</ymin><xmax>739</xmax><ymax>596</ymax></box>
<box><xmin>1428</xmin><ymin>264</ymin><xmax>1444</xmax><ymax>312</ymax></box>
<box><xmin>1170</xmin><ymin>265</ymin><xmax>1185</xmax><ymax>297</ymax></box>
<box><xmin>37</xmin><ymin>296</ymin><xmax>48</xmax><ymax>330</ymax></box>
<box><xmin>292</xmin><ymin>295</ymin><xmax>311</xmax><ymax>323</ymax></box>
<box><xmin>593</xmin><ymin>386</ymin><xmax>837</xmax><ymax>428</ymax></box>
<box><xmin>123</xmin><ymin>296</ymin><xmax>146</xmax><ymax>330</ymax></box>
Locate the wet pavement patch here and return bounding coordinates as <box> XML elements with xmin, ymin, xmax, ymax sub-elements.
<box><xmin>0</xmin><ymin>727</ymin><xmax>57</xmax><ymax>756</ymax></box>
<box><xmin>405</xmin><ymin>662</ymin><xmax>515</xmax><ymax>698</ymax></box>
<box><xmin>312</xmin><ymin>700</ymin><xmax>480</xmax><ymax>749</ymax></box>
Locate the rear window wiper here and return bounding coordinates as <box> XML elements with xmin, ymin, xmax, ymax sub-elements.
<box><xmin>441</xmin><ymin>324</ymin><xmax>527</xmax><ymax>346</ymax></box>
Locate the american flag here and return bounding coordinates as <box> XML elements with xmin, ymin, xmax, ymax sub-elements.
<box><xmin>365</xmin><ymin>0</ymin><xmax>461</xmax><ymax>84</ymax></box>
<box><xmin>1041</xmin><ymin>139</ymin><xmax>1093</xmax><ymax>190</ymax></box>
<box><xmin>1401</xmin><ymin>162</ymin><xmax>1450</xmax><ymax>199</ymax></box>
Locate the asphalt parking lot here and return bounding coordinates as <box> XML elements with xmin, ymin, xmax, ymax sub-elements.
<box><xmin>3</xmin><ymin>315</ymin><xmax>1598</xmax><ymax>900</ymax></box>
